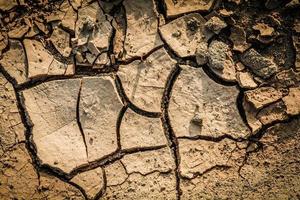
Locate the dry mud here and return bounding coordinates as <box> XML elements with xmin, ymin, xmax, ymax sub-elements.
<box><xmin>0</xmin><ymin>0</ymin><xmax>300</xmax><ymax>199</ymax></box>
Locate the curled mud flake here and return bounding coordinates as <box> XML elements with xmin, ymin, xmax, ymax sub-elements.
<box><xmin>169</xmin><ymin>65</ymin><xmax>250</xmax><ymax>139</ymax></box>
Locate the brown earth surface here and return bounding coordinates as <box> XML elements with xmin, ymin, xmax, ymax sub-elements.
<box><xmin>0</xmin><ymin>0</ymin><xmax>300</xmax><ymax>199</ymax></box>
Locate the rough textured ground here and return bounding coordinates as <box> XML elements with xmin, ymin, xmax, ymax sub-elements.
<box><xmin>0</xmin><ymin>0</ymin><xmax>300</xmax><ymax>199</ymax></box>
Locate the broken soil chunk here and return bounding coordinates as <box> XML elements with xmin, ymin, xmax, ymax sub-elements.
<box><xmin>169</xmin><ymin>65</ymin><xmax>250</xmax><ymax>139</ymax></box>
<box><xmin>230</xmin><ymin>25</ymin><xmax>251</xmax><ymax>53</ymax></box>
<box><xmin>164</xmin><ymin>0</ymin><xmax>215</xmax><ymax>17</ymax></box>
<box><xmin>237</xmin><ymin>71</ymin><xmax>258</xmax><ymax>89</ymax></box>
<box><xmin>241</xmin><ymin>48</ymin><xmax>278</xmax><ymax>79</ymax></box>
<box><xmin>208</xmin><ymin>40</ymin><xmax>236</xmax><ymax>82</ymax></box>
<box><xmin>205</xmin><ymin>16</ymin><xmax>227</xmax><ymax>34</ymax></box>
<box><xmin>118</xmin><ymin>48</ymin><xmax>176</xmax><ymax>112</ymax></box>
<box><xmin>245</xmin><ymin>87</ymin><xmax>283</xmax><ymax>110</ymax></box>
<box><xmin>122</xmin><ymin>0</ymin><xmax>162</xmax><ymax>60</ymax></box>
<box><xmin>257</xmin><ymin>101</ymin><xmax>288</xmax><ymax>125</ymax></box>
<box><xmin>159</xmin><ymin>13</ymin><xmax>213</xmax><ymax>57</ymax></box>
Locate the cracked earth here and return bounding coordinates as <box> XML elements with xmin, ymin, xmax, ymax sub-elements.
<box><xmin>0</xmin><ymin>0</ymin><xmax>300</xmax><ymax>199</ymax></box>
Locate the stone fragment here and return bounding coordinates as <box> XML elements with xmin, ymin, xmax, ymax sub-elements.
<box><xmin>79</xmin><ymin>77</ymin><xmax>123</xmax><ymax>162</ymax></box>
<box><xmin>178</xmin><ymin>138</ymin><xmax>237</xmax><ymax>178</ymax></box>
<box><xmin>230</xmin><ymin>25</ymin><xmax>251</xmax><ymax>53</ymax></box>
<box><xmin>24</xmin><ymin>39</ymin><xmax>73</xmax><ymax>78</ymax></box>
<box><xmin>120</xmin><ymin>108</ymin><xmax>167</xmax><ymax>149</ymax></box>
<box><xmin>0</xmin><ymin>74</ymin><xmax>25</xmax><ymax>155</ymax></box>
<box><xmin>22</xmin><ymin>79</ymin><xmax>87</xmax><ymax>173</ymax></box>
<box><xmin>118</xmin><ymin>48</ymin><xmax>176</xmax><ymax>112</ymax></box>
<box><xmin>164</xmin><ymin>0</ymin><xmax>215</xmax><ymax>17</ymax></box>
<box><xmin>236</xmin><ymin>71</ymin><xmax>258</xmax><ymax>89</ymax></box>
<box><xmin>0</xmin><ymin>40</ymin><xmax>27</xmax><ymax>84</ymax></box>
<box><xmin>0</xmin><ymin>0</ymin><xmax>17</xmax><ymax>11</ymax></box>
<box><xmin>75</xmin><ymin>2</ymin><xmax>112</xmax><ymax>49</ymax></box>
<box><xmin>122</xmin><ymin>148</ymin><xmax>174</xmax><ymax>175</ymax></box>
<box><xmin>282</xmin><ymin>87</ymin><xmax>300</xmax><ymax>115</ymax></box>
<box><xmin>208</xmin><ymin>40</ymin><xmax>236</xmax><ymax>81</ymax></box>
<box><xmin>159</xmin><ymin>13</ymin><xmax>213</xmax><ymax>57</ymax></box>
<box><xmin>205</xmin><ymin>16</ymin><xmax>227</xmax><ymax>34</ymax></box>
<box><xmin>257</xmin><ymin>101</ymin><xmax>288</xmax><ymax>125</ymax></box>
<box><xmin>71</xmin><ymin>168</ymin><xmax>104</xmax><ymax>199</ymax></box>
<box><xmin>50</xmin><ymin>26</ymin><xmax>72</xmax><ymax>57</ymax></box>
<box><xmin>169</xmin><ymin>65</ymin><xmax>250</xmax><ymax>138</ymax></box>
<box><xmin>122</xmin><ymin>0</ymin><xmax>162</xmax><ymax>60</ymax></box>
<box><xmin>253</xmin><ymin>23</ymin><xmax>274</xmax><ymax>36</ymax></box>
<box><xmin>245</xmin><ymin>87</ymin><xmax>283</xmax><ymax>109</ymax></box>
<box><xmin>241</xmin><ymin>48</ymin><xmax>278</xmax><ymax>79</ymax></box>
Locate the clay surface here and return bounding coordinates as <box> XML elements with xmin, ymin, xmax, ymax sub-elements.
<box><xmin>0</xmin><ymin>0</ymin><xmax>300</xmax><ymax>199</ymax></box>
